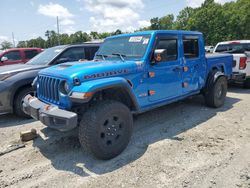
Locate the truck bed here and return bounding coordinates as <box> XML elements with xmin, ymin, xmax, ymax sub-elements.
<box><xmin>206</xmin><ymin>53</ymin><xmax>233</xmax><ymax>77</ymax></box>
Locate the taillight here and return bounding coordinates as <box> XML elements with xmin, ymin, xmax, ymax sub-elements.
<box><xmin>239</xmin><ymin>57</ymin><xmax>247</xmax><ymax>70</ymax></box>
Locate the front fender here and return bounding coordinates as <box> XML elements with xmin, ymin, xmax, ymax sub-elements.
<box><xmin>70</xmin><ymin>77</ymin><xmax>140</xmax><ymax>110</ymax></box>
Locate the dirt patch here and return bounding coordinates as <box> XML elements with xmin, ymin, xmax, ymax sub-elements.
<box><xmin>0</xmin><ymin>86</ymin><xmax>250</xmax><ymax>188</ymax></box>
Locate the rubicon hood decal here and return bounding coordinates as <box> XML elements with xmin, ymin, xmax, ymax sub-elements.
<box><xmin>84</xmin><ymin>69</ymin><xmax>129</xmax><ymax>79</ymax></box>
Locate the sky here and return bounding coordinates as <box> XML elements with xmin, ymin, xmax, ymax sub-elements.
<box><xmin>0</xmin><ymin>0</ymin><xmax>235</xmax><ymax>45</ymax></box>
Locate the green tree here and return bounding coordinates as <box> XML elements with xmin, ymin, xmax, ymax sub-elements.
<box><xmin>17</xmin><ymin>41</ymin><xmax>27</xmax><ymax>48</ymax></box>
<box><xmin>159</xmin><ymin>14</ymin><xmax>174</xmax><ymax>30</ymax></box>
<box><xmin>90</xmin><ymin>31</ymin><xmax>99</xmax><ymax>39</ymax></box>
<box><xmin>113</xmin><ymin>29</ymin><xmax>122</xmax><ymax>35</ymax></box>
<box><xmin>187</xmin><ymin>0</ymin><xmax>227</xmax><ymax>45</ymax></box>
<box><xmin>150</xmin><ymin>17</ymin><xmax>160</xmax><ymax>30</ymax></box>
<box><xmin>1</xmin><ymin>41</ymin><xmax>13</xmax><ymax>50</ymax></box>
<box><xmin>174</xmin><ymin>7</ymin><xmax>194</xmax><ymax>30</ymax></box>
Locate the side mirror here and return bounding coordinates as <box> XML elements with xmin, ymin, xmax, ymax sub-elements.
<box><xmin>56</xmin><ymin>58</ymin><xmax>70</xmax><ymax>64</ymax></box>
<box><xmin>152</xmin><ymin>49</ymin><xmax>167</xmax><ymax>64</ymax></box>
<box><xmin>1</xmin><ymin>56</ymin><xmax>8</xmax><ymax>62</ymax></box>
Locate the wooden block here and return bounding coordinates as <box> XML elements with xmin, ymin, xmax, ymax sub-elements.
<box><xmin>20</xmin><ymin>129</ymin><xmax>38</xmax><ymax>142</ymax></box>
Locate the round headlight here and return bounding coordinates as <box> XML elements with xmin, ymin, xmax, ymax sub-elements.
<box><xmin>60</xmin><ymin>81</ymin><xmax>71</xmax><ymax>95</ymax></box>
<box><xmin>64</xmin><ymin>82</ymin><xmax>70</xmax><ymax>93</ymax></box>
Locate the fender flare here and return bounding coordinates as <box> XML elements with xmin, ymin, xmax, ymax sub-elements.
<box><xmin>10</xmin><ymin>78</ymin><xmax>35</xmax><ymax>107</ymax></box>
<box><xmin>204</xmin><ymin>70</ymin><xmax>226</xmax><ymax>93</ymax></box>
<box><xmin>70</xmin><ymin>77</ymin><xmax>140</xmax><ymax>111</ymax></box>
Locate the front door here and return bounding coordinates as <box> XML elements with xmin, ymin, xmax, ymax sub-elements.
<box><xmin>2</xmin><ymin>50</ymin><xmax>23</xmax><ymax>65</ymax></box>
<box><xmin>182</xmin><ymin>35</ymin><xmax>206</xmax><ymax>93</ymax></box>
<box><xmin>148</xmin><ymin>35</ymin><xmax>183</xmax><ymax>102</ymax></box>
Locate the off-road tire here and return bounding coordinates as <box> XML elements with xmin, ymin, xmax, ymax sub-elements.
<box><xmin>204</xmin><ymin>76</ymin><xmax>227</xmax><ymax>108</ymax></box>
<box><xmin>243</xmin><ymin>78</ymin><xmax>250</xmax><ymax>89</ymax></box>
<box><xmin>79</xmin><ymin>100</ymin><xmax>133</xmax><ymax>160</ymax></box>
<box><xmin>14</xmin><ymin>87</ymin><xmax>34</xmax><ymax>118</ymax></box>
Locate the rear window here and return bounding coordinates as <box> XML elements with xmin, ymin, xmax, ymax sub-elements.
<box><xmin>183</xmin><ymin>39</ymin><xmax>199</xmax><ymax>58</ymax></box>
<box><xmin>24</xmin><ymin>50</ymin><xmax>39</xmax><ymax>59</ymax></box>
<box><xmin>215</xmin><ymin>43</ymin><xmax>250</xmax><ymax>53</ymax></box>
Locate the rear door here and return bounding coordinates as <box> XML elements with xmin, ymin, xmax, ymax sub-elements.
<box><xmin>24</xmin><ymin>50</ymin><xmax>40</xmax><ymax>63</ymax></box>
<box><xmin>148</xmin><ymin>34</ymin><xmax>183</xmax><ymax>102</ymax></box>
<box><xmin>1</xmin><ymin>50</ymin><xmax>23</xmax><ymax>65</ymax></box>
<box><xmin>182</xmin><ymin>35</ymin><xmax>206</xmax><ymax>94</ymax></box>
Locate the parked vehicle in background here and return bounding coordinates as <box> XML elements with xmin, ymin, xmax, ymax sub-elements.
<box><xmin>0</xmin><ymin>43</ymin><xmax>101</xmax><ymax>117</ymax></box>
<box><xmin>205</xmin><ymin>46</ymin><xmax>214</xmax><ymax>53</ymax></box>
<box><xmin>0</xmin><ymin>48</ymin><xmax>42</xmax><ymax>66</ymax></box>
<box><xmin>23</xmin><ymin>30</ymin><xmax>233</xmax><ymax>160</ymax></box>
<box><xmin>213</xmin><ymin>40</ymin><xmax>250</xmax><ymax>88</ymax></box>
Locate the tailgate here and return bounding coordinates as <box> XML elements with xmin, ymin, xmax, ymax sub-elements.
<box><xmin>232</xmin><ymin>54</ymin><xmax>249</xmax><ymax>75</ymax></box>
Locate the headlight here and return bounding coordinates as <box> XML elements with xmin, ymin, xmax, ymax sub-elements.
<box><xmin>64</xmin><ymin>82</ymin><xmax>70</xmax><ymax>93</ymax></box>
<box><xmin>0</xmin><ymin>73</ymin><xmax>16</xmax><ymax>81</ymax></box>
<box><xmin>59</xmin><ymin>81</ymin><xmax>71</xmax><ymax>95</ymax></box>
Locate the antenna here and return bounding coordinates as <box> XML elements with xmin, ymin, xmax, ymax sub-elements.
<box><xmin>12</xmin><ymin>32</ymin><xmax>15</xmax><ymax>47</ymax></box>
<box><xmin>57</xmin><ymin>16</ymin><xmax>60</xmax><ymax>45</ymax></box>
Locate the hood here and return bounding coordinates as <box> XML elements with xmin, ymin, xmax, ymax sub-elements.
<box><xmin>0</xmin><ymin>64</ymin><xmax>47</xmax><ymax>74</ymax></box>
<box><xmin>39</xmin><ymin>60</ymin><xmax>143</xmax><ymax>82</ymax></box>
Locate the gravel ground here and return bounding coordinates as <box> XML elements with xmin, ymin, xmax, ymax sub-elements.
<box><xmin>0</xmin><ymin>86</ymin><xmax>250</xmax><ymax>188</ymax></box>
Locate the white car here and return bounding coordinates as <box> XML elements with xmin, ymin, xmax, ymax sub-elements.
<box><xmin>205</xmin><ymin>46</ymin><xmax>214</xmax><ymax>53</ymax></box>
<box><xmin>213</xmin><ymin>40</ymin><xmax>250</xmax><ymax>88</ymax></box>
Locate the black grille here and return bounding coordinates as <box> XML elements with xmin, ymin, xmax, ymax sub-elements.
<box><xmin>38</xmin><ymin>75</ymin><xmax>61</xmax><ymax>104</ymax></box>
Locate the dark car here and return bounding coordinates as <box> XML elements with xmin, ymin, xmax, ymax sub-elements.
<box><xmin>0</xmin><ymin>43</ymin><xmax>101</xmax><ymax>117</ymax></box>
<box><xmin>0</xmin><ymin>48</ymin><xmax>43</xmax><ymax>66</ymax></box>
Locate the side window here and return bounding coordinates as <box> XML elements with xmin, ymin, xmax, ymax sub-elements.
<box><xmin>59</xmin><ymin>47</ymin><xmax>85</xmax><ymax>61</ymax></box>
<box><xmin>183</xmin><ymin>38</ymin><xmax>199</xmax><ymax>58</ymax></box>
<box><xmin>85</xmin><ymin>47</ymin><xmax>99</xmax><ymax>60</ymax></box>
<box><xmin>4</xmin><ymin>51</ymin><xmax>21</xmax><ymax>61</ymax></box>
<box><xmin>24</xmin><ymin>50</ymin><xmax>39</xmax><ymax>59</ymax></box>
<box><xmin>155</xmin><ymin>39</ymin><xmax>178</xmax><ymax>61</ymax></box>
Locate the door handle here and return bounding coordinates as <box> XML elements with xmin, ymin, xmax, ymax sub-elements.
<box><xmin>173</xmin><ymin>66</ymin><xmax>182</xmax><ymax>72</ymax></box>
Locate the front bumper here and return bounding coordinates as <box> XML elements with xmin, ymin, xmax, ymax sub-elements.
<box><xmin>22</xmin><ymin>95</ymin><xmax>78</xmax><ymax>131</ymax></box>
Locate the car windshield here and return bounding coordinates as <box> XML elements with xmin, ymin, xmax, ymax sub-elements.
<box><xmin>95</xmin><ymin>35</ymin><xmax>151</xmax><ymax>61</ymax></box>
<box><xmin>26</xmin><ymin>46</ymin><xmax>66</xmax><ymax>65</ymax></box>
<box><xmin>215</xmin><ymin>43</ymin><xmax>250</xmax><ymax>54</ymax></box>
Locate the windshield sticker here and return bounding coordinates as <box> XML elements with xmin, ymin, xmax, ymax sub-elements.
<box><xmin>143</xmin><ymin>38</ymin><xmax>149</xmax><ymax>44</ymax></box>
<box><xmin>129</xmin><ymin>36</ymin><xmax>143</xmax><ymax>42</ymax></box>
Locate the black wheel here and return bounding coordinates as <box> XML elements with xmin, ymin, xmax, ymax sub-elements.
<box><xmin>79</xmin><ymin>100</ymin><xmax>133</xmax><ymax>160</ymax></box>
<box><xmin>204</xmin><ymin>76</ymin><xmax>227</xmax><ymax>108</ymax></box>
<box><xmin>14</xmin><ymin>87</ymin><xmax>34</xmax><ymax>118</ymax></box>
<box><xmin>243</xmin><ymin>78</ymin><xmax>250</xmax><ymax>89</ymax></box>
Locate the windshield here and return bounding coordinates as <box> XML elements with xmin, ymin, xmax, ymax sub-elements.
<box><xmin>26</xmin><ymin>46</ymin><xmax>66</xmax><ymax>65</ymax></box>
<box><xmin>95</xmin><ymin>35</ymin><xmax>151</xmax><ymax>60</ymax></box>
<box><xmin>215</xmin><ymin>43</ymin><xmax>250</xmax><ymax>54</ymax></box>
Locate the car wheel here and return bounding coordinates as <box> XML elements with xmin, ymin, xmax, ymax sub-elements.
<box><xmin>79</xmin><ymin>100</ymin><xmax>133</xmax><ymax>160</ymax></box>
<box><xmin>204</xmin><ymin>76</ymin><xmax>227</xmax><ymax>108</ymax></box>
<box><xmin>14</xmin><ymin>87</ymin><xmax>34</xmax><ymax>118</ymax></box>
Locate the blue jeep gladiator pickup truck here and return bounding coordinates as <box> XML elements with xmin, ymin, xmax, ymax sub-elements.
<box><xmin>23</xmin><ymin>30</ymin><xmax>233</xmax><ymax>159</ymax></box>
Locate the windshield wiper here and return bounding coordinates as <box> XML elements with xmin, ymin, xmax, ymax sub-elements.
<box><xmin>95</xmin><ymin>54</ymin><xmax>108</xmax><ymax>60</ymax></box>
<box><xmin>112</xmin><ymin>53</ymin><xmax>126</xmax><ymax>61</ymax></box>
